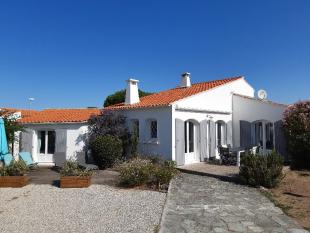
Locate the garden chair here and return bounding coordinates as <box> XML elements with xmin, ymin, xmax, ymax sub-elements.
<box><xmin>219</xmin><ymin>146</ymin><xmax>236</xmax><ymax>165</ymax></box>
<box><xmin>3</xmin><ymin>153</ymin><xmax>13</xmax><ymax>166</ymax></box>
<box><xmin>250</xmin><ymin>146</ymin><xmax>259</xmax><ymax>155</ymax></box>
<box><xmin>19</xmin><ymin>152</ymin><xmax>38</xmax><ymax>167</ymax></box>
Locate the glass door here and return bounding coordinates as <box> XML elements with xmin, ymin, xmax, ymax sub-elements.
<box><xmin>37</xmin><ymin>130</ymin><xmax>55</xmax><ymax>163</ymax></box>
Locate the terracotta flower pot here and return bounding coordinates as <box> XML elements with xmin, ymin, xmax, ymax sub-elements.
<box><xmin>0</xmin><ymin>176</ymin><xmax>29</xmax><ymax>187</ymax></box>
<box><xmin>60</xmin><ymin>176</ymin><xmax>91</xmax><ymax>188</ymax></box>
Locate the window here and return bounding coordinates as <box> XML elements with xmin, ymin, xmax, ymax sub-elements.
<box><xmin>265</xmin><ymin>122</ymin><xmax>274</xmax><ymax>150</ymax></box>
<box><xmin>188</xmin><ymin>121</ymin><xmax>194</xmax><ymax>152</ymax></box>
<box><xmin>253</xmin><ymin>122</ymin><xmax>263</xmax><ymax>146</ymax></box>
<box><xmin>184</xmin><ymin>121</ymin><xmax>195</xmax><ymax>153</ymax></box>
<box><xmin>38</xmin><ymin>130</ymin><xmax>56</xmax><ymax>154</ymax></box>
<box><xmin>150</xmin><ymin>120</ymin><xmax>157</xmax><ymax>139</ymax></box>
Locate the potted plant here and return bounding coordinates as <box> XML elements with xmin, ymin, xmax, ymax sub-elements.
<box><xmin>60</xmin><ymin>160</ymin><xmax>93</xmax><ymax>188</ymax></box>
<box><xmin>0</xmin><ymin>160</ymin><xmax>29</xmax><ymax>187</ymax></box>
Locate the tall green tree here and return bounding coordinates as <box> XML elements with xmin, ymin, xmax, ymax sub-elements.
<box><xmin>103</xmin><ymin>89</ymin><xmax>152</xmax><ymax>107</ymax></box>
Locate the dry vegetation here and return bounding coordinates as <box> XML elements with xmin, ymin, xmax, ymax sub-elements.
<box><xmin>265</xmin><ymin>168</ymin><xmax>310</xmax><ymax>230</ymax></box>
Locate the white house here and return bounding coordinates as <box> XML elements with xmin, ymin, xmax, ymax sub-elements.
<box><xmin>106</xmin><ymin>73</ymin><xmax>288</xmax><ymax>166</ymax></box>
<box><xmin>4</xmin><ymin>73</ymin><xmax>288</xmax><ymax>166</ymax></box>
<box><xmin>3</xmin><ymin>108</ymin><xmax>100</xmax><ymax>166</ymax></box>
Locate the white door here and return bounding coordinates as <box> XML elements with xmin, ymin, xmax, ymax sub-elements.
<box><xmin>184</xmin><ymin>121</ymin><xmax>199</xmax><ymax>164</ymax></box>
<box><xmin>37</xmin><ymin>130</ymin><xmax>56</xmax><ymax>163</ymax></box>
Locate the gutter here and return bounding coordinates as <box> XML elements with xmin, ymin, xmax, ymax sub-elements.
<box><xmin>19</xmin><ymin>121</ymin><xmax>88</xmax><ymax>125</ymax></box>
<box><xmin>175</xmin><ymin>105</ymin><xmax>231</xmax><ymax>115</ymax></box>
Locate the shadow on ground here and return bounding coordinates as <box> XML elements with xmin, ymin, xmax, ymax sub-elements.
<box><xmin>178</xmin><ymin>162</ymin><xmax>241</xmax><ymax>184</ymax></box>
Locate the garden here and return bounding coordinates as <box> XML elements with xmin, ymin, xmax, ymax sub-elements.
<box><xmin>88</xmin><ymin>110</ymin><xmax>178</xmax><ymax>191</ymax></box>
<box><xmin>237</xmin><ymin>100</ymin><xmax>310</xmax><ymax>230</ymax></box>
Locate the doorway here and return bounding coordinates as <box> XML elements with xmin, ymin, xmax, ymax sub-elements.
<box><xmin>37</xmin><ymin>130</ymin><xmax>55</xmax><ymax>163</ymax></box>
<box><xmin>184</xmin><ymin>121</ymin><xmax>199</xmax><ymax>164</ymax></box>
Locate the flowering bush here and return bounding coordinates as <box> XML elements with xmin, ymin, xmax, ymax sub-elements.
<box><xmin>117</xmin><ymin>157</ymin><xmax>178</xmax><ymax>190</ymax></box>
<box><xmin>283</xmin><ymin>101</ymin><xmax>310</xmax><ymax>169</ymax></box>
<box><xmin>118</xmin><ymin>158</ymin><xmax>153</xmax><ymax>186</ymax></box>
<box><xmin>60</xmin><ymin>160</ymin><xmax>93</xmax><ymax>177</ymax></box>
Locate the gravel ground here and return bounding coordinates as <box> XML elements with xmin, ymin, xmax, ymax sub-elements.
<box><xmin>0</xmin><ymin>184</ymin><xmax>166</xmax><ymax>233</ymax></box>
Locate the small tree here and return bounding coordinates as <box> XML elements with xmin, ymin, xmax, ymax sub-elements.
<box><xmin>90</xmin><ymin>135</ymin><xmax>123</xmax><ymax>169</ymax></box>
<box><xmin>0</xmin><ymin>110</ymin><xmax>24</xmax><ymax>154</ymax></box>
<box><xmin>283</xmin><ymin>101</ymin><xmax>310</xmax><ymax>169</ymax></box>
<box><xmin>88</xmin><ymin>110</ymin><xmax>131</xmax><ymax>157</ymax></box>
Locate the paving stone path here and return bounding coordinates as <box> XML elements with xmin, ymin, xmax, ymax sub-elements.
<box><xmin>160</xmin><ymin>173</ymin><xmax>308</xmax><ymax>233</ymax></box>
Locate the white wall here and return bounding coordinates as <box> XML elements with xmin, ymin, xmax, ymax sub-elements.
<box><xmin>232</xmin><ymin>95</ymin><xmax>287</xmax><ymax>147</ymax></box>
<box><xmin>121</xmin><ymin>107</ymin><xmax>173</xmax><ymax>160</ymax></box>
<box><xmin>66</xmin><ymin>125</ymin><xmax>88</xmax><ymax>163</ymax></box>
<box><xmin>174</xmin><ymin>78</ymin><xmax>254</xmax><ymax>112</ymax></box>
<box><xmin>121</xmin><ymin>78</ymin><xmax>254</xmax><ymax>163</ymax></box>
<box><xmin>21</xmin><ymin>123</ymin><xmax>88</xmax><ymax>165</ymax></box>
<box><xmin>172</xmin><ymin>108</ymin><xmax>232</xmax><ymax>161</ymax></box>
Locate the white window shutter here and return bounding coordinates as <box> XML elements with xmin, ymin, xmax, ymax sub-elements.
<box><xmin>175</xmin><ymin>118</ymin><xmax>185</xmax><ymax>166</ymax></box>
<box><xmin>226</xmin><ymin>121</ymin><xmax>232</xmax><ymax>147</ymax></box>
<box><xmin>20</xmin><ymin>129</ymin><xmax>33</xmax><ymax>153</ymax></box>
<box><xmin>200</xmin><ymin>120</ymin><xmax>208</xmax><ymax>160</ymax></box>
<box><xmin>209</xmin><ymin>120</ymin><xmax>216</xmax><ymax>158</ymax></box>
<box><xmin>55</xmin><ymin>129</ymin><xmax>67</xmax><ymax>166</ymax></box>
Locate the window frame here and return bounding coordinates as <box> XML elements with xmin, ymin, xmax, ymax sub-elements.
<box><xmin>184</xmin><ymin>121</ymin><xmax>195</xmax><ymax>153</ymax></box>
<box><xmin>150</xmin><ymin>120</ymin><xmax>158</xmax><ymax>139</ymax></box>
<box><xmin>37</xmin><ymin>130</ymin><xmax>56</xmax><ymax>155</ymax></box>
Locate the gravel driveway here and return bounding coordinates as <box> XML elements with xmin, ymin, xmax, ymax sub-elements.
<box><xmin>0</xmin><ymin>184</ymin><xmax>166</xmax><ymax>233</ymax></box>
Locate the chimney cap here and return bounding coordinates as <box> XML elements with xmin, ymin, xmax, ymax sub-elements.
<box><xmin>181</xmin><ymin>72</ymin><xmax>191</xmax><ymax>77</ymax></box>
<box><xmin>127</xmin><ymin>78</ymin><xmax>139</xmax><ymax>83</ymax></box>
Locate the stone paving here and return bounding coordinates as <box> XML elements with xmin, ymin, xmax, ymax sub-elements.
<box><xmin>160</xmin><ymin>173</ymin><xmax>309</xmax><ymax>233</ymax></box>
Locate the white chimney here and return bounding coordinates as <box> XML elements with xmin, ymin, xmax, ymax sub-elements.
<box><xmin>125</xmin><ymin>78</ymin><xmax>140</xmax><ymax>105</ymax></box>
<box><xmin>180</xmin><ymin>72</ymin><xmax>191</xmax><ymax>87</ymax></box>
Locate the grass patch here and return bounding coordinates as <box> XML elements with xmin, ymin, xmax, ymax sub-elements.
<box><xmin>260</xmin><ymin>188</ymin><xmax>292</xmax><ymax>214</ymax></box>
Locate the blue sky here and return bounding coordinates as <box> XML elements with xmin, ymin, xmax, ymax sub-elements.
<box><xmin>0</xmin><ymin>0</ymin><xmax>309</xmax><ymax>109</ymax></box>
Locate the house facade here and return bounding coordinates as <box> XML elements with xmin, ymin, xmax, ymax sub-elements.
<box><xmin>2</xmin><ymin>108</ymin><xmax>100</xmax><ymax>166</ymax></box>
<box><xmin>107</xmin><ymin>74</ymin><xmax>287</xmax><ymax>165</ymax></box>
<box><xmin>3</xmin><ymin>73</ymin><xmax>287</xmax><ymax>166</ymax></box>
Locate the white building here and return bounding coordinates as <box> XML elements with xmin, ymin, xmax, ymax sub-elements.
<box><xmin>107</xmin><ymin>74</ymin><xmax>288</xmax><ymax>165</ymax></box>
<box><xmin>7</xmin><ymin>108</ymin><xmax>100</xmax><ymax>166</ymax></box>
<box><xmin>5</xmin><ymin>73</ymin><xmax>288</xmax><ymax>166</ymax></box>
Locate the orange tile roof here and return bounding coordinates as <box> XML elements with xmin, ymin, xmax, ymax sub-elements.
<box><xmin>106</xmin><ymin>76</ymin><xmax>243</xmax><ymax>110</ymax></box>
<box><xmin>3</xmin><ymin>108</ymin><xmax>101</xmax><ymax>124</ymax></box>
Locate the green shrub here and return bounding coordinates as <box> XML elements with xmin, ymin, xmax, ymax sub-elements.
<box><xmin>118</xmin><ymin>158</ymin><xmax>153</xmax><ymax>186</ymax></box>
<box><xmin>151</xmin><ymin>161</ymin><xmax>178</xmax><ymax>189</ymax></box>
<box><xmin>118</xmin><ymin>157</ymin><xmax>178</xmax><ymax>190</ymax></box>
<box><xmin>60</xmin><ymin>160</ymin><xmax>93</xmax><ymax>177</ymax></box>
<box><xmin>90</xmin><ymin>135</ymin><xmax>123</xmax><ymax>169</ymax></box>
<box><xmin>0</xmin><ymin>159</ymin><xmax>29</xmax><ymax>176</ymax></box>
<box><xmin>239</xmin><ymin>151</ymin><xmax>284</xmax><ymax>188</ymax></box>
